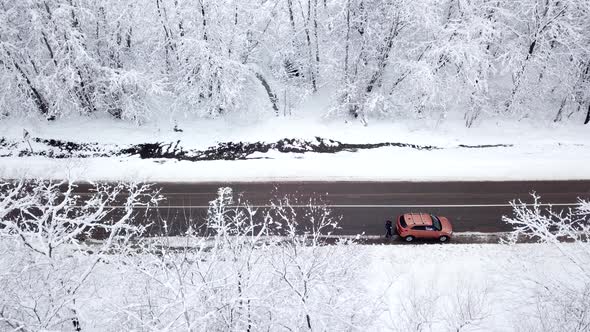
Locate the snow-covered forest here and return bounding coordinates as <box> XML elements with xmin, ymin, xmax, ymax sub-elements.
<box><xmin>1</xmin><ymin>0</ymin><xmax>589</xmax><ymax>126</ymax></box>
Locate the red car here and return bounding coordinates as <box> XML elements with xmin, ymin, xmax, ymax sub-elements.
<box><xmin>396</xmin><ymin>213</ymin><xmax>453</xmax><ymax>242</ymax></box>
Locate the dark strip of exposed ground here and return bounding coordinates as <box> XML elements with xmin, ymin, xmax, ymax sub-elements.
<box><xmin>0</xmin><ymin>136</ymin><xmax>514</xmax><ymax>160</ymax></box>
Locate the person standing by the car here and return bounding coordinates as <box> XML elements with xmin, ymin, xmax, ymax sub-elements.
<box><xmin>385</xmin><ymin>220</ymin><xmax>393</xmax><ymax>239</ymax></box>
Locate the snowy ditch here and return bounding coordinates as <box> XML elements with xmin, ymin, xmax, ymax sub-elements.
<box><xmin>0</xmin><ymin>135</ymin><xmax>513</xmax><ymax>160</ymax></box>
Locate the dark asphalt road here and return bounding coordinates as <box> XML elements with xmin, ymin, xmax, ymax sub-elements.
<box><xmin>75</xmin><ymin>181</ymin><xmax>590</xmax><ymax>236</ymax></box>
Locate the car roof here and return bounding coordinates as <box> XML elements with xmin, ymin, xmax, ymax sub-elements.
<box><xmin>403</xmin><ymin>213</ymin><xmax>433</xmax><ymax>227</ymax></box>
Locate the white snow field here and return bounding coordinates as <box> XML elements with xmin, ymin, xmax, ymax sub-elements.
<box><xmin>1</xmin><ymin>115</ymin><xmax>588</xmax><ymax>182</ymax></box>
<box><xmin>366</xmin><ymin>243</ymin><xmax>586</xmax><ymax>331</ymax></box>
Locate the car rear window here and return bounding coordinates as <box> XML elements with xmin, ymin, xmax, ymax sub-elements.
<box><xmin>400</xmin><ymin>216</ymin><xmax>407</xmax><ymax>228</ymax></box>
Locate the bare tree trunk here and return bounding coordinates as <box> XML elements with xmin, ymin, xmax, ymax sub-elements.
<box><xmin>313</xmin><ymin>0</ymin><xmax>320</xmax><ymax>72</ymax></box>
<box><xmin>553</xmin><ymin>96</ymin><xmax>568</xmax><ymax>122</ymax></box>
<box><xmin>96</xmin><ymin>6</ymin><xmax>105</xmax><ymax>62</ymax></box>
<box><xmin>255</xmin><ymin>72</ymin><xmax>279</xmax><ymax>115</ymax></box>
<box><xmin>464</xmin><ymin>61</ymin><xmax>486</xmax><ymax>128</ymax></box>
<box><xmin>68</xmin><ymin>0</ymin><xmax>79</xmax><ymax>28</ymax></box>
<box><xmin>199</xmin><ymin>0</ymin><xmax>208</xmax><ymax>41</ymax></box>
<box><xmin>155</xmin><ymin>0</ymin><xmax>176</xmax><ymax>70</ymax></box>
<box><xmin>122</xmin><ymin>4</ymin><xmax>133</xmax><ymax>48</ymax></box>
<box><xmin>504</xmin><ymin>37</ymin><xmax>536</xmax><ymax>112</ymax></box>
<box><xmin>227</xmin><ymin>4</ymin><xmax>238</xmax><ymax>57</ymax></box>
<box><xmin>303</xmin><ymin>0</ymin><xmax>317</xmax><ymax>92</ymax></box>
<box><xmin>573</xmin><ymin>61</ymin><xmax>590</xmax><ymax>123</ymax></box>
<box><xmin>352</xmin><ymin>0</ymin><xmax>367</xmax><ymax>79</ymax></box>
<box><xmin>41</xmin><ymin>30</ymin><xmax>57</xmax><ymax>66</ymax></box>
<box><xmin>287</xmin><ymin>0</ymin><xmax>296</xmax><ymax>32</ymax></box>
<box><xmin>342</xmin><ymin>0</ymin><xmax>354</xmax><ymax>116</ymax></box>
<box><xmin>348</xmin><ymin>0</ymin><xmax>368</xmax><ymax>118</ymax></box>
<box><xmin>174</xmin><ymin>0</ymin><xmax>184</xmax><ymax>37</ymax></box>
<box><xmin>126</xmin><ymin>26</ymin><xmax>132</xmax><ymax>48</ymax></box>
<box><xmin>71</xmin><ymin>309</ymin><xmax>82</xmax><ymax>331</ymax></box>
<box><xmin>64</xmin><ymin>1</ymin><xmax>99</xmax><ymax>114</ymax></box>
<box><xmin>343</xmin><ymin>0</ymin><xmax>350</xmax><ymax>83</ymax></box>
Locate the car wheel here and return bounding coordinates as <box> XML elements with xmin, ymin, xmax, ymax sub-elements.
<box><xmin>439</xmin><ymin>236</ymin><xmax>449</xmax><ymax>243</ymax></box>
<box><xmin>404</xmin><ymin>236</ymin><xmax>414</xmax><ymax>242</ymax></box>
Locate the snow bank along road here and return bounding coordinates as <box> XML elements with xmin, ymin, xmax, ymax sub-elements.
<box><xmin>73</xmin><ymin>180</ymin><xmax>590</xmax><ymax>236</ymax></box>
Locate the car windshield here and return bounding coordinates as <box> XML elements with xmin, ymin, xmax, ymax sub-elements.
<box><xmin>400</xmin><ymin>216</ymin><xmax>407</xmax><ymax>228</ymax></box>
<box><xmin>431</xmin><ymin>215</ymin><xmax>442</xmax><ymax>231</ymax></box>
